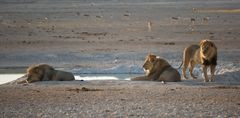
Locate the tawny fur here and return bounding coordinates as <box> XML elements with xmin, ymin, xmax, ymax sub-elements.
<box><xmin>26</xmin><ymin>64</ymin><xmax>75</xmax><ymax>83</ymax></box>
<box><xmin>131</xmin><ymin>54</ymin><xmax>181</xmax><ymax>82</ymax></box>
<box><xmin>180</xmin><ymin>39</ymin><xmax>217</xmax><ymax>82</ymax></box>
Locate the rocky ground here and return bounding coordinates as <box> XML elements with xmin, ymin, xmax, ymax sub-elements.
<box><xmin>1</xmin><ymin>80</ymin><xmax>240</xmax><ymax>118</ymax></box>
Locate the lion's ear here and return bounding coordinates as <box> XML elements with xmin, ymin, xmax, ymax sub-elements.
<box><xmin>200</xmin><ymin>39</ymin><xmax>207</xmax><ymax>45</ymax></box>
<box><xmin>149</xmin><ymin>55</ymin><xmax>157</xmax><ymax>62</ymax></box>
<box><xmin>200</xmin><ymin>39</ymin><xmax>208</xmax><ymax>45</ymax></box>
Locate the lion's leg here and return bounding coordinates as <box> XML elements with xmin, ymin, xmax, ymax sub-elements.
<box><xmin>182</xmin><ymin>65</ymin><xmax>188</xmax><ymax>79</ymax></box>
<box><xmin>189</xmin><ymin>61</ymin><xmax>197</xmax><ymax>79</ymax></box>
<box><xmin>182</xmin><ymin>60</ymin><xmax>189</xmax><ymax>80</ymax></box>
<box><xmin>202</xmin><ymin>65</ymin><xmax>209</xmax><ymax>82</ymax></box>
<box><xmin>210</xmin><ymin>65</ymin><xmax>216</xmax><ymax>82</ymax></box>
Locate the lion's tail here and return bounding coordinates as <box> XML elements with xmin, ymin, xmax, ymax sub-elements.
<box><xmin>178</xmin><ymin>51</ymin><xmax>184</xmax><ymax>69</ymax></box>
<box><xmin>178</xmin><ymin>60</ymin><xmax>183</xmax><ymax>69</ymax></box>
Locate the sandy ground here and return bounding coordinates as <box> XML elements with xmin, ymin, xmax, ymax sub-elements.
<box><xmin>0</xmin><ymin>0</ymin><xmax>240</xmax><ymax>71</ymax></box>
<box><xmin>1</xmin><ymin>80</ymin><xmax>240</xmax><ymax>117</ymax></box>
<box><xmin>0</xmin><ymin>0</ymin><xmax>240</xmax><ymax>117</ymax></box>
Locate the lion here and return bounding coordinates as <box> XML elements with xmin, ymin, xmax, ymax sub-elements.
<box><xmin>19</xmin><ymin>64</ymin><xmax>75</xmax><ymax>83</ymax></box>
<box><xmin>131</xmin><ymin>54</ymin><xmax>181</xmax><ymax>82</ymax></box>
<box><xmin>179</xmin><ymin>39</ymin><xmax>217</xmax><ymax>82</ymax></box>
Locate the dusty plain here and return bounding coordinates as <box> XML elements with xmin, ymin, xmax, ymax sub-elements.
<box><xmin>0</xmin><ymin>0</ymin><xmax>240</xmax><ymax>117</ymax></box>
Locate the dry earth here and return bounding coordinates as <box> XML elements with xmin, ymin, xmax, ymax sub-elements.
<box><xmin>0</xmin><ymin>80</ymin><xmax>240</xmax><ymax>118</ymax></box>
<box><xmin>0</xmin><ymin>0</ymin><xmax>240</xmax><ymax>71</ymax></box>
<box><xmin>0</xmin><ymin>0</ymin><xmax>240</xmax><ymax>117</ymax></box>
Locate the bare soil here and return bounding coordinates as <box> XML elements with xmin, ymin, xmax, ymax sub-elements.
<box><xmin>0</xmin><ymin>81</ymin><xmax>240</xmax><ymax>117</ymax></box>
<box><xmin>0</xmin><ymin>0</ymin><xmax>240</xmax><ymax>117</ymax></box>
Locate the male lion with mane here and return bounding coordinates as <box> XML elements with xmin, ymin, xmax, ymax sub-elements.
<box><xmin>131</xmin><ymin>54</ymin><xmax>181</xmax><ymax>82</ymax></box>
<box><xmin>179</xmin><ymin>39</ymin><xmax>217</xmax><ymax>82</ymax></box>
<box><xmin>19</xmin><ymin>64</ymin><xmax>75</xmax><ymax>83</ymax></box>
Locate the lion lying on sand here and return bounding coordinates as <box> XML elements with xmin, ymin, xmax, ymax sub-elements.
<box><xmin>179</xmin><ymin>39</ymin><xmax>217</xmax><ymax>82</ymax></box>
<box><xmin>131</xmin><ymin>54</ymin><xmax>181</xmax><ymax>82</ymax></box>
<box><xmin>18</xmin><ymin>64</ymin><xmax>75</xmax><ymax>83</ymax></box>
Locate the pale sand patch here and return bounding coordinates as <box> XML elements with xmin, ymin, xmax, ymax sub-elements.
<box><xmin>196</xmin><ymin>9</ymin><xmax>240</xmax><ymax>13</ymax></box>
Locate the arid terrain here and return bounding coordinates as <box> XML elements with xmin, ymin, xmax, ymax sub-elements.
<box><xmin>0</xmin><ymin>0</ymin><xmax>240</xmax><ymax>72</ymax></box>
<box><xmin>1</xmin><ymin>81</ymin><xmax>240</xmax><ymax>117</ymax></box>
<box><xmin>0</xmin><ymin>0</ymin><xmax>240</xmax><ymax>117</ymax></box>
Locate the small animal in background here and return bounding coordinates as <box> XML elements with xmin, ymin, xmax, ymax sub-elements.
<box><xmin>147</xmin><ymin>21</ymin><xmax>152</xmax><ymax>32</ymax></box>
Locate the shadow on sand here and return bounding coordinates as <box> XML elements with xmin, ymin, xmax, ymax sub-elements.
<box><xmin>179</xmin><ymin>70</ymin><xmax>240</xmax><ymax>87</ymax></box>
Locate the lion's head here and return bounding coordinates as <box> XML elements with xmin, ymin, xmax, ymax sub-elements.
<box><xmin>200</xmin><ymin>39</ymin><xmax>217</xmax><ymax>59</ymax></box>
<box><xmin>142</xmin><ymin>54</ymin><xmax>158</xmax><ymax>75</ymax></box>
<box><xmin>26</xmin><ymin>64</ymin><xmax>54</xmax><ymax>83</ymax></box>
<box><xmin>27</xmin><ymin>65</ymin><xmax>43</xmax><ymax>82</ymax></box>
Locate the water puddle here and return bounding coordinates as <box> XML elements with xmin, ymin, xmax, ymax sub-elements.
<box><xmin>0</xmin><ymin>74</ymin><xmax>140</xmax><ymax>85</ymax></box>
<box><xmin>0</xmin><ymin>74</ymin><xmax>25</xmax><ymax>84</ymax></box>
<box><xmin>75</xmin><ymin>74</ymin><xmax>135</xmax><ymax>81</ymax></box>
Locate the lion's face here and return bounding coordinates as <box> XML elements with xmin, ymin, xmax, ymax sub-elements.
<box><xmin>142</xmin><ymin>54</ymin><xmax>157</xmax><ymax>75</ymax></box>
<box><xmin>200</xmin><ymin>39</ymin><xmax>216</xmax><ymax>59</ymax></box>
<box><xmin>27</xmin><ymin>66</ymin><xmax>43</xmax><ymax>83</ymax></box>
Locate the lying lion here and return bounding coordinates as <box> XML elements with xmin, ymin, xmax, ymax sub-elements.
<box><xmin>179</xmin><ymin>39</ymin><xmax>217</xmax><ymax>82</ymax></box>
<box><xmin>131</xmin><ymin>54</ymin><xmax>181</xmax><ymax>82</ymax></box>
<box><xmin>18</xmin><ymin>64</ymin><xmax>75</xmax><ymax>83</ymax></box>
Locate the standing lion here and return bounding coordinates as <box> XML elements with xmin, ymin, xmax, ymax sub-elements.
<box><xmin>131</xmin><ymin>54</ymin><xmax>181</xmax><ymax>82</ymax></box>
<box><xmin>179</xmin><ymin>39</ymin><xmax>217</xmax><ymax>82</ymax></box>
<box><xmin>19</xmin><ymin>64</ymin><xmax>75</xmax><ymax>83</ymax></box>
